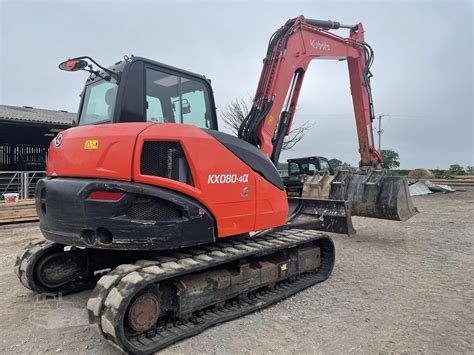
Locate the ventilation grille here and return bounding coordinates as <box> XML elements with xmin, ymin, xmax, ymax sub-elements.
<box><xmin>127</xmin><ymin>198</ymin><xmax>182</xmax><ymax>220</ymax></box>
<box><xmin>140</xmin><ymin>141</ymin><xmax>192</xmax><ymax>184</ymax></box>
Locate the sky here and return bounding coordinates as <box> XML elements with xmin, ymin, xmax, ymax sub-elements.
<box><xmin>1</xmin><ymin>0</ymin><xmax>472</xmax><ymax>169</ymax></box>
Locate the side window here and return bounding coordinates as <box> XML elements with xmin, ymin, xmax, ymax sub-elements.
<box><xmin>146</xmin><ymin>69</ymin><xmax>179</xmax><ymax>123</ymax></box>
<box><xmin>289</xmin><ymin>162</ymin><xmax>300</xmax><ymax>174</ymax></box>
<box><xmin>182</xmin><ymin>83</ymin><xmax>209</xmax><ymax>128</ymax></box>
<box><xmin>146</xmin><ymin>96</ymin><xmax>164</xmax><ymax>123</ymax></box>
<box><xmin>319</xmin><ymin>160</ymin><xmax>330</xmax><ymax>173</ymax></box>
<box><xmin>145</xmin><ymin>67</ymin><xmax>213</xmax><ymax>128</ymax></box>
<box><xmin>308</xmin><ymin>163</ymin><xmax>316</xmax><ymax>173</ymax></box>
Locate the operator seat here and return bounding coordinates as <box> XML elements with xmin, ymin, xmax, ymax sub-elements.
<box><xmin>105</xmin><ymin>87</ymin><xmax>118</xmax><ymax>118</ymax></box>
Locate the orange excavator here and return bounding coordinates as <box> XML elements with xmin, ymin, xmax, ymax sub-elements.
<box><xmin>15</xmin><ymin>16</ymin><xmax>417</xmax><ymax>353</ymax></box>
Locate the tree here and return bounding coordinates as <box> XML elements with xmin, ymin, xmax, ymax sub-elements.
<box><xmin>221</xmin><ymin>98</ymin><xmax>313</xmax><ymax>151</ymax></box>
<box><xmin>329</xmin><ymin>158</ymin><xmax>352</xmax><ymax>170</ymax></box>
<box><xmin>329</xmin><ymin>158</ymin><xmax>342</xmax><ymax>168</ymax></box>
<box><xmin>449</xmin><ymin>164</ymin><xmax>465</xmax><ymax>175</ymax></box>
<box><xmin>380</xmin><ymin>149</ymin><xmax>400</xmax><ymax>169</ymax></box>
<box><xmin>466</xmin><ymin>166</ymin><xmax>474</xmax><ymax>175</ymax></box>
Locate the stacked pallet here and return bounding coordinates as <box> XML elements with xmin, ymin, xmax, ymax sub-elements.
<box><xmin>0</xmin><ymin>199</ymin><xmax>38</xmax><ymax>224</ymax></box>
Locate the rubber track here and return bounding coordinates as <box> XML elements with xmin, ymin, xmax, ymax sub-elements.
<box><xmin>87</xmin><ymin>229</ymin><xmax>335</xmax><ymax>354</ymax></box>
<box><xmin>14</xmin><ymin>239</ymin><xmax>98</xmax><ymax>295</ymax></box>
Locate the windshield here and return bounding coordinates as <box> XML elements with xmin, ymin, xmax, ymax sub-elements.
<box><xmin>289</xmin><ymin>161</ymin><xmax>316</xmax><ymax>175</ymax></box>
<box><xmin>79</xmin><ymin>80</ymin><xmax>118</xmax><ymax>125</ymax></box>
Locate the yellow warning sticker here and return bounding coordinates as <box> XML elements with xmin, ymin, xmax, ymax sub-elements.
<box><xmin>84</xmin><ymin>140</ymin><xmax>99</xmax><ymax>150</ymax></box>
<box><xmin>279</xmin><ymin>263</ymin><xmax>288</xmax><ymax>271</ymax></box>
<box><xmin>267</xmin><ymin>115</ymin><xmax>274</xmax><ymax>125</ymax></box>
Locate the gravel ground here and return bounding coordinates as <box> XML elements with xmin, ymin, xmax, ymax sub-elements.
<box><xmin>0</xmin><ymin>188</ymin><xmax>473</xmax><ymax>354</ymax></box>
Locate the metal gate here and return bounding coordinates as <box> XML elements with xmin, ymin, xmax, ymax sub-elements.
<box><xmin>0</xmin><ymin>171</ymin><xmax>46</xmax><ymax>200</ymax></box>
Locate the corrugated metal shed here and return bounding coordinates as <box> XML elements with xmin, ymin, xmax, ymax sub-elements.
<box><xmin>0</xmin><ymin>105</ymin><xmax>76</xmax><ymax>126</ymax></box>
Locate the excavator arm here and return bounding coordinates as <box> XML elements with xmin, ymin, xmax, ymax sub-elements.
<box><xmin>240</xmin><ymin>16</ymin><xmax>417</xmax><ymax>222</ymax></box>
<box><xmin>239</xmin><ymin>16</ymin><xmax>382</xmax><ymax>167</ymax></box>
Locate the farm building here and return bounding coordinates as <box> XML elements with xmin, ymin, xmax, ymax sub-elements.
<box><xmin>0</xmin><ymin>105</ymin><xmax>75</xmax><ymax>199</ymax></box>
<box><xmin>0</xmin><ymin>105</ymin><xmax>75</xmax><ymax>171</ymax></box>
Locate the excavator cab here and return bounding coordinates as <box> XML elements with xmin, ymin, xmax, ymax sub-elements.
<box><xmin>61</xmin><ymin>56</ymin><xmax>218</xmax><ymax>130</ymax></box>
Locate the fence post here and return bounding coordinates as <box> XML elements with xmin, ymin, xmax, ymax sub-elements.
<box><xmin>19</xmin><ymin>173</ymin><xmax>24</xmax><ymax>199</ymax></box>
<box><xmin>23</xmin><ymin>172</ymin><xmax>29</xmax><ymax>199</ymax></box>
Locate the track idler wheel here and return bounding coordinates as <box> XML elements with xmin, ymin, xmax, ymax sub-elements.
<box><xmin>35</xmin><ymin>251</ymin><xmax>87</xmax><ymax>289</ymax></box>
<box><xmin>15</xmin><ymin>240</ymin><xmax>91</xmax><ymax>294</ymax></box>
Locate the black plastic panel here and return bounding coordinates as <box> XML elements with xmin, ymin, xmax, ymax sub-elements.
<box><xmin>202</xmin><ymin>129</ymin><xmax>284</xmax><ymax>190</ymax></box>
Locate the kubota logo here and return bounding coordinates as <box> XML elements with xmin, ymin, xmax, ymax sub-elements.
<box><xmin>53</xmin><ymin>133</ymin><xmax>63</xmax><ymax>147</ymax></box>
<box><xmin>309</xmin><ymin>40</ymin><xmax>330</xmax><ymax>51</ymax></box>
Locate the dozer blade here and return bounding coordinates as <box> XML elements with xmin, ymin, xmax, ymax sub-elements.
<box><xmin>287</xmin><ymin>197</ymin><xmax>355</xmax><ymax>235</ymax></box>
<box><xmin>329</xmin><ymin>170</ymin><xmax>419</xmax><ymax>221</ymax></box>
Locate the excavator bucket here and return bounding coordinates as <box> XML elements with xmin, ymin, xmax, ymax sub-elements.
<box><xmin>301</xmin><ymin>171</ymin><xmax>334</xmax><ymax>198</ymax></box>
<box><xmin>329</xmin><ymin>170</ymin><xmax>419</xmax><ymax>221</ymax></box>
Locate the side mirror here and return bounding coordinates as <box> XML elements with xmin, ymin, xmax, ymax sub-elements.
<box><xmin>58</xmin><ymin>58</ymin><xmax>89</xmax><ymax>72</ymax></box>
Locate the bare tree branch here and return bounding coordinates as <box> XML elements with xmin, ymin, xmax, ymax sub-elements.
<box><xmin>220</xmin><ymin>98</ymin><xmax>313</xmax><ymax>151</ymax></box>
<box><xmin>220</xmin><ymin>98</ymin><xmax>250</xmax><ymax>135</ymax></box>
<box><xmin>282</xmin><ymin>121</ymin><xmax>314</xmax><ymax>151</ymax></box>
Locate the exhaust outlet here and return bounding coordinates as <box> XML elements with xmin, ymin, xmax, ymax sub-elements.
<box><xmin>80</xmin><ymin>228</ymin><xmax>114</xmax><ymax>245</ymax></box>
<box><xmin>81</xmin><ymin>229</ymin><xmax>96</xmax><ymax>246</ymax></box>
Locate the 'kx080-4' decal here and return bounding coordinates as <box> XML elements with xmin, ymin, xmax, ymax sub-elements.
<box><xmin>208</xmin><ymin>174</ymin><xmax>249</xmax><ymax>184</ymax></box>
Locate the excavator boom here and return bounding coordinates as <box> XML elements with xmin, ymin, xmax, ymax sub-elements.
<box><xmin>239</xmin><ymin>16</ymin><xmax>381</xmax><ymax>167</ymax></box>
<box><xmin>240</xmin><ymin>16</ymin><xmax>417</xmax><ymax>222</ymax></box>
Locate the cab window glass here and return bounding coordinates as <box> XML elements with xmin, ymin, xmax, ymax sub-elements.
<box><xmin>79</xmin><ymin>80</ymin><xmax>117</xmax><ymax>125</ymax></box>
<box><xmin>319</xmin><ymin>160</ymin><xmax>330</xmax><ymax>172</ymax></box>
<box><xmin>300</xmin><ymin>163</ymin><xmax>316</xmax><ymax>174</ymax></box>
<box><xmin>146</xmin><ymin>68</ymin><xmax>213</xmax><ymax>128</ymax></box>
<box><xmin>289</xmin><ymin>162</ymin><xmax>300</xmax><ymax>174</ymax></box>
<box><xmin>182</xmin><ymin>86</ymin><xmax>208</xmax><ymax>128</ymax></box>
<box><xmin>146</xmin><ymin>96</ymin><xmax>164</xmax><ymax>123</ymax></box>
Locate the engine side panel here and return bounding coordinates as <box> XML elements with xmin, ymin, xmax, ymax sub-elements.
<box><xmin>134</xmin><ymin>124</ymin><xmax>288</xmax><ymax>237</ymax></box>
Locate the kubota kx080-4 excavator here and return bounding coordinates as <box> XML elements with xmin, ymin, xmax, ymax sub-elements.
<box><xmin>15</xmin><ymin>16</ymin><xmax>417</xmax><ymax>353</ymax></box>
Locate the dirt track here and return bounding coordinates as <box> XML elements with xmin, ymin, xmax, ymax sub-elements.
<box><xmin>0</xmin><ymin>188</ymin><xmax>473</xmax><ymax>354</ymax></box>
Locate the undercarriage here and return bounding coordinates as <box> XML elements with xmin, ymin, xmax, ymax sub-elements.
<box><xmin>16</xmin><ymin>229</ymin><xmax>333</xmax><ymax>354</ymax></box>
<box><xmin>87</xmin><ymin>229</ymin><xmax>334</xmax><ymax>354</ymax></box>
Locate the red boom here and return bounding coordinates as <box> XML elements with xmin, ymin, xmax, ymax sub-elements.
<box><xmin>240</xmin><ymin>16</ymin><xmax>382</xmax><ymax>167</ymax></box>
